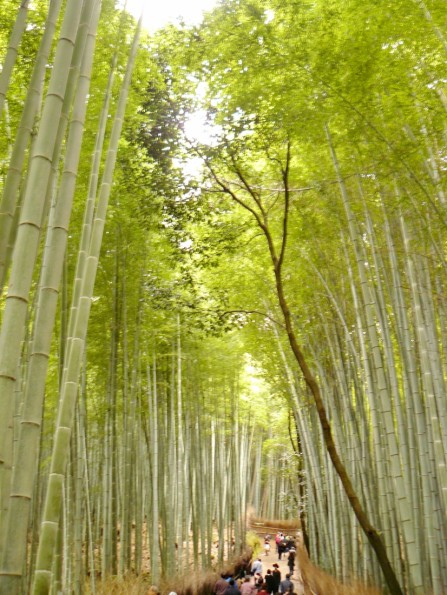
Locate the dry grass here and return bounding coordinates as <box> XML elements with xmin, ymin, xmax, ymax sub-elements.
<box><xmin>162</xmin><ymin>568</ymin><xmax>218</xmax><ymax>595</ymax></box>
<box><xmin>86</xmin><ymin>569</ymin><xmax>222</xmax><ymax>595</ymax></box>
<box><xmin>87</xmin><ymin>574</ymin><xmax>154</xmax><ymax>594</ymax></box>
<box><xmin>249</xmin><ymin>514</ymin><xmax>301</xmax><ymax>532</ymax></box>
<box><xmin>297</xmin><ymin>547</ymin><xmax>383</xmax><ymax>595</ymax></box>
<box><xmin>86</xmin><ymin>549</ymin><xmax>253</xmax><ymax>595</ymax></box>
<box><xmin>86</xmin><ymin>570</ymin><xmax>217</xmax><ymax>595</ymax></box>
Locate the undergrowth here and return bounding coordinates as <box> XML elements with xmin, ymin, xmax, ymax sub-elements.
<box><xmin>246</xmin><ymin>531</ymin><xmax>262</xmax><ymax>557</ymax></box>
<box><xmin>297</xmin><ymin>548</ymin><xmax>383</xmax><ymax>595</ymax></box>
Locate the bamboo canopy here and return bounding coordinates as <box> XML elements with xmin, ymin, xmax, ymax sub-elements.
<box><xmin>0</xmin><ymin>1</ymin><xmax>446</xmax><ymax>593</ymax></box>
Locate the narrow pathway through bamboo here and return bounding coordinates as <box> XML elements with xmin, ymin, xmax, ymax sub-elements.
<box><xmin>249</xmin><ymin>519</ymin><xmax>305</xmax><ymax>594</ymax></box>
<box><xmin>247</xmin><ymin>519</ymin><xmax>383</xmax><ymax>595</ymax></box>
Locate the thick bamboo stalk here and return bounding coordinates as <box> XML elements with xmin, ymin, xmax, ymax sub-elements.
<box><xmin>32</xmin><ymin>15</ymin><xmax>142</xmax><ymax>594</ymax></box>
<box><xmin>0</xmin><ymin>0</ymin><xmax>63</xmax><ymax>294</ymax></box>
<box><xmin>0</xmin><ymin>0</ymin><xmax>83</xmax><ymax>469</ymax></box>
<box><xmin>0</xmin><ymin>2</ymin><xmax>84</xmax><ymax>580</ymax></box>
<box><xmin>0</xmin><ymin>4</ymin><xmax>101</xmax><ymax>591</ymax></box>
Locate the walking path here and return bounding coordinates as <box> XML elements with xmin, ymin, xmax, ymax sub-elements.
<box><xmin>251</xmin><ymin>524</ymin><xmax>305</xmax><ymax>594</ymax></box>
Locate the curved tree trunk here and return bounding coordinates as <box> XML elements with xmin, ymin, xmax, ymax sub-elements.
<box><xmin>272</xmin><ymin>261</ymin><xmax>403</xmax><ymax>595</ymax></box>
<box><xmin>208</xmin><ymin>142</ymin><xmax>404</xmax><ymax>595</ymax></box>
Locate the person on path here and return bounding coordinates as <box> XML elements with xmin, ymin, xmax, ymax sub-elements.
<box><xmin>215</xmin><ymin>573</ymin><xmax>231</xmax><ymax>595</ymax></box>
<box><xmin>251</xmin><ymin>557</ymin><xmax>263</xmax><ymax>576</ymax></box>
<box><xmin>240</xmin><ymin>576</ymin><xmax>256</xmax><ymax>595</ymax></box>
<box><xmin>287</xmin><ymin>549</ymin><xmax>295</xmax><ymax>576</ymax></box>
<box><xmin>279</xmin><ymin>574</ymin><xmax>294</xmax><ymax>594</ymax></box>
<box><xmin>264</xmin><ymin>569</ymin><xmax>275</xmax><ymax>594</ymax></box>
<box><xmin>254</xmin><ymin>574</ymin><xmax>264</xmax><ymax>591</ymax></box>
<box><xmin>225</xmin><ymin>578</ymin><xmax>242</xmax><ymax>594</ymax></box>
<box><xmin>272</xmin><ymin>563</ymin><xmax>281</xmax><ymax>593</ymax></box>
<box><xmin>257</xmin><ymin>584</ymin><xmax>269</xmax><ymax>595</ymax></box>
<box><xmin>275</xmin><ymin>532</ymin><xmax>283</xmax><ymax>555</ymax></box>
<box><xmin>278</xmin><ymin>540</ymin><xmax>286</xmax><ymax>560</ymax></box>
<box><xmin>264</xmin><ymin>537</ymin><xmax>271</xmax><ymax>556</ymax></box>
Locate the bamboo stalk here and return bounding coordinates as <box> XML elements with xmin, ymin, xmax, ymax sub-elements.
<box><xmin>32</xmin><ymin>14</ymin><xmax>142</xmax><ymax>593</ymax></box>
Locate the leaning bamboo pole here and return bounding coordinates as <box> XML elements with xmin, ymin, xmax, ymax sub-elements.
<box><xmin>0</xmin><ymin>0</ymin><xmax>63</xmax><ymax>294</ymax></box>
<box><xmin>163</xmin><ymin>349</ymin><xmax>177</xmax><ymax>577</ymax></box>
<box><xmin>399</xmin><ymin>214</ymin><xmax>446</xmax><ymax>593</ymax></box>
<box><xmin>148</xmin><ymin>358</ymin><xmax>160</xmax><ymax>583</ymax></box>
<box><xmin>0</xmin><ymin>0</ymin><xmax>83</xmax><ymax>459</ymax></box>
<box><xmin>326</xmin><ymin>129</ymin><xmax>420</xmax><ymax>592</ymax></box>
<box><xmin>78</xmin><ymin>387</ymin><xmax>96</xmax><ymax>594</ymax></box>
<box><xmin>119</xmin><ymin>275</ymin><xmax>135</xmax><ymax>576</ymax></box>
<box><xmin>102</xmin><ymin>250</ymin><xmax>120</xmax><ymax>576</ymax></box>
<box><xmin>380</xmin><ymin>197</ymin><xmax>426</xmax><ymax>570</ymax></box>
<box><xmin>0</xmin><ymin>5</ymin><xmax>101</xmax><ymax>591</ymax></box>
<box><xmin>31</xmin><ymin>16</ymin><xmax>142</xmax><ymax>594</ymax></box>
<box><xmin>0</xmin><ymin>1</ymin><xmax>84</xmax><ymax>575</ymax></box>
<box><xmin>176</xmin><ymin>315</ymin><xmax>185</xmax><ymax>572</ymax></box>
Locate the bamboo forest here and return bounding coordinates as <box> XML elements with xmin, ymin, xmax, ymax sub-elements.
<box><xmin>0</xmin><ymin>0</ymin><xmax>446</xmax><ymax>594</ymax></box>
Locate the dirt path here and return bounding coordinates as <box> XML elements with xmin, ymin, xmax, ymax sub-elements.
<box><xmin>250</xmin><ymin>523</ymin><xmax>305</xmax><ymax>594</ymax></box>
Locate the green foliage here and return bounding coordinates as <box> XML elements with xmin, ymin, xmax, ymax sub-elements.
<box><xmin>246</xmin><ymin>531</ymin><xmax>262</xmax><ymax>557</ymax></box>
<box><xmin>3</xmin><ymin>0</ymin><xmax>447</xmax><ymax>590</ymax></box>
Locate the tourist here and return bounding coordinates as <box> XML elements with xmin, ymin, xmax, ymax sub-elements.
<box><xmin>278</xmin><ymin>539</ymin><xmax>287</xmax><ymax>560</ymax></box>
<box><xmin>254</xmin><ymin>573</ymin><xmax>264</xmax><ymax>591</ymax></box>
<box><xmin>215</xmin><ymin>573</ymin><xmax>231</xmax><ymax>595</ymax></box>
<box><xmin>225</xmin><ymin>578</ymin><xmax>242</xmax><ymax>594</ymax></box>
<box><xmin>287</xmin><ymin>548</ymin><xmax>295</xmax><ymax>576</ymax></box>
<box><xmin>279</xmin><ymin>573</ymin><xmax>294</xmax><ymax>593</ymax></box>
<box><xmin>272</xmin><ymin>563</ymin><xmax>281</xmax><ymax>593</ymax></box>
<box><xmin>264</xmin><ymin>536</ymin><xmax>271</xmax><ymax>556</ymax></box>
<box><xmin>264</xmin><ymin>569</ymin><xmax>275</xmax><ymax>594</ymax></box>
<box><xmin>251</xmin><ymin>557</ymin><xmax>263</xmax><ymax>576</ymax></box>
<box><xmin>240</xmin><ymin>576</ymin><xmax>256</xmax><ymax>595</ymax></box>
<box><xmin>275</xmin><ymin>532</ymin><xmax>283</xmax><ymax>555</ymax></box>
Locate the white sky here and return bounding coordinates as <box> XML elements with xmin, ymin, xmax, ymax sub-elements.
<box><xmin>121</xmin><ymin>0</ymin><xmax>222</xmax><ymax>180</ymax></box>
<box><xmin>123</xmin><ymin>0</ymin><xmax>219</xmax><ymax>32</ymax></box>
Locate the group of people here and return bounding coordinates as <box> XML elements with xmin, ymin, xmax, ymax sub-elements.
<box><xmin>213</xmin><ymin>568</ymin><xmax>295</xmax><ymax>595</ymax></box>
<box><xmin>212</xmin><ymin>530</ymin><xmax>300</xmax><ymax>595</ymax></box>
<box><xmin>272</xmin><ymin>533</ymin><xmax>296</xmax><ymax>576</ymax></box>
<box><xmin>274</xmin><ymin>533</ymin><xmax>296</xmax><ymax>564</ymax></box>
